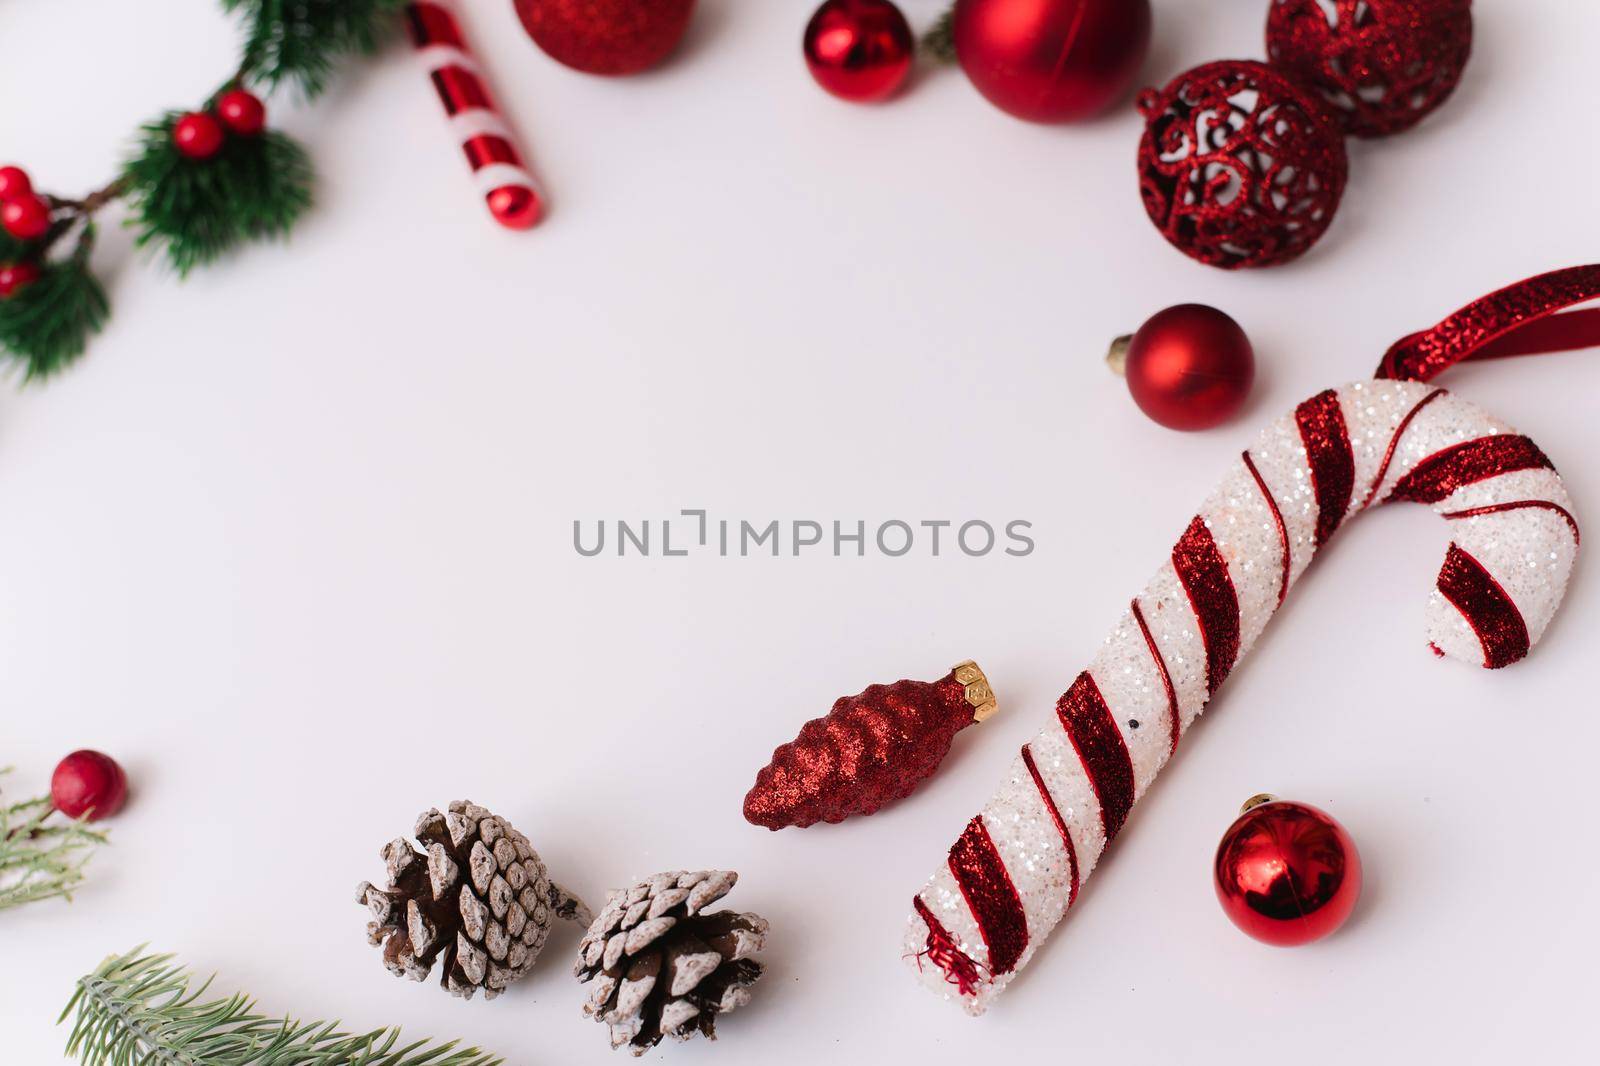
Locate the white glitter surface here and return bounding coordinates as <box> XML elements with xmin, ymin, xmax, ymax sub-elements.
<box><xmin>905</xmin><ymin>382</ymin><xmax>1579</xmax><ymax>1014</ymax></box>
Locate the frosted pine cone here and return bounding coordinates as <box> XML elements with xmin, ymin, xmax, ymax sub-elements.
<box><xmin>357</xmin><ymin>800</ymin><xmax>591</xmax><ymax>1000</ymax></box>
<box><xmin>575</xmin><ymin>870</ymin><xmax>768</xmax><ymax>1055</ymax></box>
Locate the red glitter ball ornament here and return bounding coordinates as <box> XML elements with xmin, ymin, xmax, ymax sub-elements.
<box><xmin>1</xmin><ymin>193</ymin><xmax>51</xmax><ymax>241</ymax></box>
<box><xmin>1267</xmin><ymin>0</ymin><xmax>1473</xmax><ymax>139</ymax></box>
<box><xmin>1137</xmin><ymin>60</ymin><xmax>1348</xmax><ymax>270</ymax></box>
<box><xmin>744</xmin><ymin>662</ymin><xmax>997</xmax><ymax>830</ymax></box>
<box><xmin>514</xmin><ymin>0</ymin><xmax>695</xmax><ymax>76</ymax></box>
<box><xmin>1214</xmin><ymin>796</ymin><xmax>1362</xmax><ymax>946</ymax></box>
<box><xmin>804</xmin><ymin>0</ymin><xmax>914</xmax><ymax>104</ymax></box>
<box><xmin>953</xmin><ymin>0</ymin><xmax>1152</xmax><ymax>123</ymax></box>
<box><xmin>51</xmin><ymin>750</ymin><xmax>129</xmax><ymax>822</ymax></box>
<box><xmin>1117</xmin><ymin>304</ymin><xmax>1254</xmax><ymax>431</ymax></box>
<box><xmin>173</xmin><ymin>111</ymin><xmax>224</xmax><ymax>160</ymax></box>
<box><xmin>0</xmin><ymin>261</ymin><xmax>40</xmax><ymax>298</ymax></box>
<box><xmin>216</xmin><ymin>89</ymin><xmax>267</xmax><ymax>136</ymax></box>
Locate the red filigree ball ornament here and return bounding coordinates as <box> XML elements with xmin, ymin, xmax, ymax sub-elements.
<box><xmin>744</xmin><ymin>662</ymin><xmax>997</xmax><ymax>830</ymax></box>
<box><xmin>1137</xmin><ymin>60</ymin><xmax>1348</xmax><ymax>270</ymax></box>
<box><xmin>51</xmin><ymin>750</ymin><xmax>129</xmax><ymax>821</ymax></box>
<box><xmin>804</xmin><ymin>0</ymin><xmax>914</xmax><ymax>104</ymax></box>
<box><xmin>1266</xmin><ymin>0</ymin><xmax>1473</xmax><ymax>139</ymax></box>
<box><xmin>1114</xmin><ymin>304</ymin><xmax>1255</xmax><ymax>431</ymax></box>
<box><xmin>514</xmin><ymin>0</ymin><xmax>695</xmax><ymax>76</ymax></box>
<box><xmin>953</xmin><ymin>0</ymin><xmax>1152</xmax><ymax>123</ymax></box>
<box><xmin>1214</xmin><ymin>796</ymin><xmax>1362</xmax><ymax>946</ymax></box>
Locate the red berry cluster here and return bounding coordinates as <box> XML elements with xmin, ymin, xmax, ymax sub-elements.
<box><xmin>173</xmin><ymin>89</ymin><xmax>268</xmax><ymax>161</ymax></box>
<box><xmin>0</xmin><ymin>165</ymin><xmax>49</xmax><ymax>298</ymax></box>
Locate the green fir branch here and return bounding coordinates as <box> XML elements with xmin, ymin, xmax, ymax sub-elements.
<box><xmin>0</xmin><ymin>228</ymin><xmax>110</xmax><ymax>381</ymax></box>
<box><xmin>0</xmin><ymin>772</ymin><xmax>110</xmax><ymax>911</ymax></box>
<box><xmin>121</xmin><ymin>112</ymin><xmax>313</xmax><ymax>277</ymax></box>
<box><xmin>921</xmin><ymin>6</ymin><xmax>958</xmax><ymax>64</ymax></box>
<box><xmin>62</xmin><ymin>948</ymin><xmax>506</xmax><ymax>1066</ymax></box>
<box><xmin>224</xmin><ymin>0</ymin><xmax>409</xmax><ymax>99</ymax></box>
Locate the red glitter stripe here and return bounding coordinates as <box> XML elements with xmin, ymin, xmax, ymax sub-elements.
<box><xmin>946</xmin><ymin>816</ymin><xmax>1028</xmax><ymax>976</ymax></box>
<box><xmin>1020</xmin><ymin>744</ymin><xmax>1080</xmax><ymax>907</ymax></box>
<box><xmin>1386</xmin><ymin>435</ymin><xmax>1554</xmax><ymax>505</ymax></box>
<box><xmin>1361</xmin><ymin>388</ymin><xmax>1447</xmax><ymax>509</ymax></box>
<box><xmin>1241</xmin><ymin>450</ymin><xmax>1290</xmax><ymax>607</ymax></box>
<box><xmin>1443</xmin><ymin>500</ymin><xmax>1580</xmax><ymax>544</ymax></box>
<box><xmin>1055</xmin><ymin>672</ymin><xmax>1135</xmax><ymax>842</ymax></box>
<box><xmin>431</xmin><ymin>65</ymin><xmax>490</xmax><ymax>115</ymax></box>
<box><xmin>1295</xmin><ymin>389</ymin><xmax>1355</xmax><ymax>547</ymax></box>
<box><xmin>1435</xmin><ymin>544</ymin><xmax>1530</xmax><ymax>669</ymax></box>
<box><xmin>463</xmin><ymin>134</ymin><xmax>520</xmax><ymax>170</ymax></box>
<box><xmin>1129</xmin><ymin>598</ymin><xmax>1180</xmax><ymax>755</ymax></box>
<box><xmin>404</xmin><ymin>2</ymin><xmax>465</xmax><ymax>49</ymax></box>
<box><xmin>1171</xmin><ymin>517</ymin><xmax>1241</xmax><ymax>695</ymax></box>
<box><xmin>910</xmin><ymin>895</ymin><xmax>986</xmax><ymax>997</ymax></box>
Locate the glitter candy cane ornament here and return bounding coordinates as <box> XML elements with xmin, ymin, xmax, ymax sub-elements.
<box><xmin>407</xmin><ymin>2</ymin><xmax>543</xmax><ymax>229</ymax></box>
<box><xmin>906</xmin><ymin>267</ymin><xmax>1600</xmax><ymax>1013</ymax></box>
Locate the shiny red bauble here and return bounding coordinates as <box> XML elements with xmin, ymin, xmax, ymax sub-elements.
<box><xmin>0</xmin><ymin>261</ymin><xmax>40</xmax><ymax>298</ymax></box>
<box><xmin>173</xmin><ymin>111</ymin><xmax>225</xmax><ymax>160</ymax></box>
<box><xmin>1137</xmin><ymin>60</ymin><xmax>1347</xmax><ymax>270</ymax></box>
<box><xmin>1122</xmin><ymin>304</ymin><xmax>1254</xmax><ymax>431</ymax></box>
<box><xmin>487</xmin><ymin>184</ymin><xmax>543</xmax><ymax>230</ymax></box>
<box><xmin>217</xmin><ymin>89</ymin><xmax>267</xmax><ymax>136</ymax></box>
<box><xmin>514</xmin><ymin>0</ymin><xmax>695</xmax><ymax>76</ymax></box>
<box><xmin>0</xmin><ymin>165</ymin><xmax>33</xmax><ymax>202</ymax></box>
<box><xmin>1267</xmin><ymin>0</ymin><xmax>1473</xmax><ymax>138</ymax></box>
<box><xmin>804</xmin><ymin>0</ymin><xmax>914</xmax><ymax>104</ymax></box>
<box><xmin>50</xmin><ymin>750</ymin><xmax>128</xmax><ymax>821</ymax></box>
<box><xmin>1215</xmin><ymin>798</ymin><xmax>1361</xmax><ymax>946</ymax></box>
<box><xmin>953</xmin><ymin>0</ymin><xmax>1151</xmax><ymax>123</ymax></box>
<box><xmin>1</xmin><ymin>193</ymin><xmax>51</xmax><ymax>240</ymax></box>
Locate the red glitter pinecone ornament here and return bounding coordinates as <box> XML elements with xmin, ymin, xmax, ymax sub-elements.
<box><xmin>744</xmin><ymin>662</ymin><xmax>997</xmax><ymax>830</ymax></box>
<box><xmin>1137</xmin><ymin>59</ymin><xmax>1348</xmax><ymax>270</ymax></box>
<box><xmin>1266</xmin><ymin>0</ymin><xmax>1473</xmax><ymax>138</ymax></box>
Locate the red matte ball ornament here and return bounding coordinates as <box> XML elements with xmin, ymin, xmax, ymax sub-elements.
<box><xmin>1</xmin><ymin>194</ymin><xmax>51</xmax><ymax>241</ymax></box>
<box><xmin>514</xmin><ymin>0</ymin><xmax>695</xmax><ymax>76</ymax></box>
<box><xmin>173</xmin><ymin>111</ymin><xmax>225</xmax><ymax>160</ymax></box>
<box><xmin>0</xmin><ymin>261</ymin><xmax>40</xmax><ymax>298</ymax></box>
<box><xmin>217</xmin><ymin>89</ymin><xmax>267</xmax><ymax>136</ymax></box>
<box><xmin>0</xmin><ymin>165</ymin><xmax>33</xmax><ymax>202</ymax></box>
<box><xmin>1215</xmin><ymin>795</ymin><xmax>1362</xmax><ymax>946</ymax></box>
<box><xmin>1266</xmin><ymin>0</ymin><xmax>1473</xmax><ymax>139</ymax></box>
<box><xmin>51</xmin><ymin>750</ymin><xmax>129</xmax><ymax>821</ymax></box>
<box><xmin>1115</xmin><ymin>304</ymin><xmax>1254</xmax><ymax>431</ymax></box>
<box><xmin>804</xmin><ymin>0</ymin><xmax>914</xmax><ymax>104</ymax></box>
<box><xmin>1137</xmin><ymin>60</ymin><xmax>1348</xmax><ymax>270</ymax></box>
<box><xmin>953</xmin><ymin>0</ymin><xmax>1152</xmax><ymax>123</ymax></box>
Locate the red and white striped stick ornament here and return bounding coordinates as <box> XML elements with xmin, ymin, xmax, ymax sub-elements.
<box><xmin>906</xmin><ymin>267</ymin><xmax>1600</xmax><ymax>1013</ymax></box>
<box><xmin>406</xmin><ymin>1</ymin><xmax>543</xmax><ymax>230</ymax></box>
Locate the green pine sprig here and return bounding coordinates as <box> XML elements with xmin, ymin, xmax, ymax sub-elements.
<box><xmin>62</xmin><ymin>948</ymin><xmax>507</xmax><ymax>1066</ymax></box>
<box><xmin>225</xmin><ymin>0</ymin><xmax>410</xmax><ymax>99</ymax></box>
<box><xmin>921</xmin><ymin>6</ymin><xmax>958</xmax><ymax>64</ymax></box>
<box><xmin>0</xmin><ymin>772</ymin><xmax>110</xmax><ymax>911</ymax></box>
<box><xmin>121</xmin><ymin>112</ymin><xmax>313</xmax><ymax>277</ymax></box>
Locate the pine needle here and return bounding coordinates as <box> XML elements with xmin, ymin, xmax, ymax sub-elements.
<box><xmin>0</xmin><ymin>771</ymin><xmax>109</xmax><ymax>911</ymax></box>
<box><xmin>225</xmin><ymin>0</ymin><xmax>410</xmax><ymax>99</ymax></box>
<box><xmin>0</xmin><ymin>227</ymin><xmax>111</xmax><ymax>381</ymax></box>
<box><xmin>921</xmin><ymin>7</ymin><xmax>958</xmax><ymax>64</ymax></box>
<box><xmin>61</xmin><ymin>948</ymin><xmax>507</xmax><ymax>1066</ymax></box>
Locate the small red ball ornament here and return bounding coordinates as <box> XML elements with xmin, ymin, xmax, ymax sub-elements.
<box><xmin>50</xmin><ymin>750</ymin><xmax>129</xmax><ymax>821</ymax></box>
<box><xmin>1267</xmin><ymin>0</ymin><xmax>1473</xmax><ymax>139</ymax></box>
<box><xmin>514</xmin><ymin>0</ymin><xmax>695</xmax><ymax>76</ymax></box>
<box><xmin>0</xmin><ymin>261</ymin><xmax>40</xmax><ymax>298</ymax></box>
<box><xmin>1214</xmin><ymin>795</ymin><xmax>1362</xmax><ymax>946</ymax></box>
<box><xmin>1114</xmin><ymin>304</ymin><xmax>1254</xmax><ymax>431</ymax></box>
<box><xmin>216</xmin><ymin>89</ymin><xmax>267</xmax><ymax>136</ymax></box>
<box><xmin>0</xmin><ymin>165</ymin><xmax>33</xmax><ymax>202</ymax></box>
<box><xmin>173</xmin><ymin>111</ymin><xmax>225</xmax><ymax>160</ymax></box>
<box><xmin>1137</xmin><ymin>60</ymin><xmax>1348</xmax><ymax>270</ymax></box>
<box><xmin>1</xmin><ymin>193</ymin><xmax>51</xmax><ymax>241</ymax></box>
<box><xmin>804</xmin><ymin>0</ymin><xmax>914</xmax><ymax>104</ymax></box>
<box><xmin>953</xmin><ymin>0</ymin><xmax>1152</xmax><ymax>123</ymax></box>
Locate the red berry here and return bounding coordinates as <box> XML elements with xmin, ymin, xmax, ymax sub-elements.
<box><xmin>0</xmin><ymin>165</ymin><xmax>32</xmax><ymax>202</ymax></box>
<box><xmin>1</xmin><ymin>193</ymin><xmax>51</xmax><ymax>240</ymax></box>
<box><xmin>173</xmin><ymin>112</ymin><xmax>225</xmax><ymax>160</ymax></box>
<box><xmin>0</xmin><ymin>261</ymin><xmax>40</xmax><ymax>298</ymax></box>
<box><xmin>217</xmin><ymin>89</ymin><xmax>267</xmax><ymax>136</ymax></box>
<box><xmin>50</xmin><ymin>750</ymin><xmax>128</xmax><ymax>821</ymax></box>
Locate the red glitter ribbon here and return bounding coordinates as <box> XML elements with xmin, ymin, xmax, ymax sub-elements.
<box><xmin>1295</xmin><ymin>390</ymin><xmax>1357</xmax><ymax>547</ymax></box>
<box><xmin>1435</xmin><ymin>544</ymin><xmax>1531</xmax><ymax>668</ymax></box>
<box><xmin>1171</xmin><ymin>518</ymin><xmax>1242</xmax><ymax>695</ymax></box>
<box><xmin>1055</xmin><ymin>673</ymin><xmax>1136</xmax><ymax>842</ymax></box>
<box><xmin>1387</xmin><ymin>435</ymin><xmax>1555</xmax><ymax>505</ymax></box>
<box><xmin>947</xmin><ymin>816</ymin><xmax>1029</xmax><ymax>976</ymax></box>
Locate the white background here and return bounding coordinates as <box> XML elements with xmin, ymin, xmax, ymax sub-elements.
<box><xmin>3</xmin><ymin>1</ymin><xmax>1598</xmax><ymax>1062</ymax></box>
